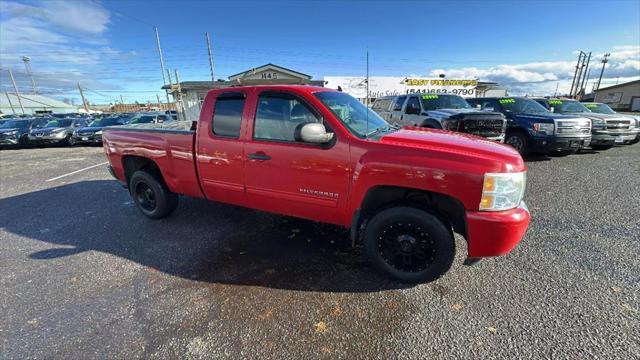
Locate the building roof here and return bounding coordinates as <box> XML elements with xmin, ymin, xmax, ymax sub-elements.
<box><xmin>0</xmin><ymin>93</ymin><xmax>75</xmax><ymax>111</ymax></box>
<box><xmin>595</xmin><ymin>79</ymin><xmax>640</xmax><ymax>92</ymax></box>
<box><xmin>228</xmin><ymin>63</ymin><xmax>311</xmax><ymax>80</ymax></box>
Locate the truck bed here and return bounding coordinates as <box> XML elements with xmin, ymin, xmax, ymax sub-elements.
<box><xmin>103</xmin><ymin>121</ymin><xmax>204</xmax><ymax>198</ymax></box>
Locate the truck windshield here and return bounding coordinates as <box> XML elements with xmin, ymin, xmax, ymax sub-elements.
<box><xmin>550</xmin><ymin>100</ymin><xmax>591</xmax><ymax>113</ymax></box>
<box><xmin>130</xmin><ymin>115</ymin><xmax>155</xmax><ymax>124</ymax></box>
<box><xmin>583</xmin><ymin>103</ymin><xmax>615</xmax><ymax>114</ymax></box>
<box><xmin>420</xmin><ymin>94</ymin><xmax>471</xmax><ymax>110</ymax></box>
<box><xmin>499</xmin><ymin>98</ymin><xmax>549</xmax><ymax>114</ymax></box>
<box><xmin>44</xmin><ymin>119</ymin><xmax>72</xmax><ymax>128</ymax></box>
<box><xmin>89</xmin><ymin>117</ymin><xmax>121</xmax><ymax>127</ymax></box>
<box><xmin>314</xmin><ymin>91</ymin><xmax>391</xmax><ymax>138</ymax></box>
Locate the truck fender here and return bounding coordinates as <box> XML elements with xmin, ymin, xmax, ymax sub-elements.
<box><xmin>420</xmin><ymin>118</ymin><xmax>442</xmax><ymax>129</ymax></box>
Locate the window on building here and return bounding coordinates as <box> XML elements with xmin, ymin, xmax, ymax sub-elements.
<box><xmin>254</xmin><ymin>94</ymin><xmax>320</xmax><ymax>142</ymax></box>
<box><xmin>212</xmin><ymin>96</ymin><xmax>245</xmax><ymax>137</ymax></box>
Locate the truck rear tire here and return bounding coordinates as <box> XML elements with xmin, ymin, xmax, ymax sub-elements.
<box><xmin>363</xmin><ymin>206</ymin><xmax>455</xmax><ymax>283</ymax></box>
<box><xmin>129</xmin><ymin>170</ymin><xmax>178</xmax><ymax>219</ymax></box>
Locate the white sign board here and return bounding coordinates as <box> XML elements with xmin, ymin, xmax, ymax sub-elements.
<box><xmin>324</xmin><ymin>76</ymin><xmax>478</xmax><ymax>98</ymax></box>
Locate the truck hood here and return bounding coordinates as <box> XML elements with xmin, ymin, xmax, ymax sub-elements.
<box><xmin>77</xmin><ymin>126</ymin><xmax>104</xmax><ymax>132</ymax></box>
<box><xmin>379</xmin><ymin>127</ymin><xmax>524</xmax><ymax>171</ymax></box>
<box><xmin>31</xmin><ymin>127</ymin><xmax>69</xmax><ymax>134</ymax></box>
<box><xmin>559</xmin><ymin>112</ymin><xmax>628</xmax><ymax>121</ymax></box>
<box><xmin>510</xmin><ymin>112</ymin><xmax>589</xmax><ymax>123</ymax></box>
<box><xmin>426</xmin><ymin>108</ymin><xmax>503</xmax><ymax>119</ymax></box>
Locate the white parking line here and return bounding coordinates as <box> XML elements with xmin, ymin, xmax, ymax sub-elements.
<box><xmin>45</xmin><ymin>161</ymin><xmax>109</xmax><ymax>182</ymax></box>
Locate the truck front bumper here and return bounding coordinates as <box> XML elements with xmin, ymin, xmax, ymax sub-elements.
<box><xmin>532</xmin><ymin>135</ymin><xmax>591</xmax><ymax>153</ymax></box>
<box><xmin>591</xmin><ymin>130</ymin><xmax>637</xmax><ymax>145</ymax></box>
<box><xmin>464</xmin><ymin>201</ymin><xmax>531</xmax><ymax>258</ymax></box>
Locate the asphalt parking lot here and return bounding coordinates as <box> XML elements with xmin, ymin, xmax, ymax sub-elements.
<box><xmin>1</xmin><ymin>144</ymin><xmax>639</xmax><ymax>359</ymax></box>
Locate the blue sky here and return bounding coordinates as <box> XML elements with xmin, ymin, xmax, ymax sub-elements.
<box><xmin>1</xmin><ymin>0</ymin><xmax>639</xmax><ymax>104</ymax></box>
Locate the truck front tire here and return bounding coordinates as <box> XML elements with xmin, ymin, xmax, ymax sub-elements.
<box><xmin>363</xmin><ymin>206</ymin><xmax>455</xmax><ymax>283</ymax></box>
<box><xmin>129</xmin><ymin>170</ymin><xmax>178</xmax><ymax>219</ymax></box>
<box><xmin>504</xmin><ymin>131</ymin><xmax>529</xmax><ymax>156</ymax></box>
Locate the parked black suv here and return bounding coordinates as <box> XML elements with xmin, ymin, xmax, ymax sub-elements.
<box><xmin>0</xmin><ymin>118</ymin><xmax>48</xmax><ymax>148</ymax></box>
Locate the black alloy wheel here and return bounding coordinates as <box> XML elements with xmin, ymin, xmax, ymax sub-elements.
<box><xmin>135</xmin><ymin>182</ymin><xmax>157</xmax><ymax>212</ymax></box>
<box><xmin>129</xmin><ymin>170</ymin><xmax>179</xmax><ymax>219</ymax></box>
<box><xmin>364</xmin><ymin>207</ymin><xmax>455</xmax><ymax>283</ymax></box>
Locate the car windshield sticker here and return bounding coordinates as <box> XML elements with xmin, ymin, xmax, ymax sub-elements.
<box><xmin>584</xmin><ymin>104</ymin><xmax>598</xmax><ymax>109</ymax></box>
<box><xmin>499</xmin><ymin>99</ymin><xmax>516</xmax><ymax>104</ymax></box>
<box><xmin>548</xmin><ymin>99</ymin><xmax>563</xmax><ymax>105</ymax></box>
<box><xmin>421</xmin><ymin>94</ymin><xmax>439</xmax><ymax>100</ymax></box>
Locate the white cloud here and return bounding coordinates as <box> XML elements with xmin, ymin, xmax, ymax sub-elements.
<box><xmin>0</xmin><ymin>1</ymin><xmax>131</xmax><ymax>101</ymax></box>
<box><xmin>428</xmin><ymin>45</ymin><xmax>640</xmax><ymax>95</ymax></box>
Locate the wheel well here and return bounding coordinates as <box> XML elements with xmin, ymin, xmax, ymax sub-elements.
<box><xmin>506</xmin><ymin>127</ymin><xmax>529</xmax><ymax>138</ymax></box>
<box><xmin>122</xmin><ymin>155</ymin><xmax>163</xmax><ymax>187</ymax></box>
<box><xmin>356</xmin><ymin>185</ymin><xmax>467</xmax><ymax>240</ymax></box>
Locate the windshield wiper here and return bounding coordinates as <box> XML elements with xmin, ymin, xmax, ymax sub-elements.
<box><xmin>365</xmin><ymin>125</ymin><xmax>391</xmax><ymax>137</ymax></box>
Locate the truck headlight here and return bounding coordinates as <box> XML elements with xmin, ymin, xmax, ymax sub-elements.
<box><xmin>533</xmin><ymin>123</ymin><xmax>554</xmax><ymax>135</ymax></box>
<box><xmin>591</xmin><ymin>118</ymin><xmax>605</xmax><ymax>129</ymax></box>
<box><xmin>479</xmin><ymin>172</ymin><xmax>526</xmax><ymax>211</ymax></box>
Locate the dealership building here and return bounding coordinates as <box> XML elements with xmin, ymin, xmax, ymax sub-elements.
<box><xmin>0</xmin><ymin>93</ymin><xmax>76</xmax><ymax>115</ymax></box>
<box><xmin>593</xmin><ymin>80</ymin><xmax>640</xmax><ymax>111</ymax></box>
<box><xmin>163</xmin><ymin>63</ymin><xmax>505</xmax><ymax>120</ymax></box>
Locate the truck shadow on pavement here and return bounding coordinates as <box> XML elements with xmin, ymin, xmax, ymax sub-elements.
<box><xmin>1</xmin><ymin>180</ymin><xmax>410</xmax><ymax>293</ymax></box>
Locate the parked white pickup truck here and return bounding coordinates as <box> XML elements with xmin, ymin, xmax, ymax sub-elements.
<box><xmin>372</xmin><ymin>93</ymin><xmax>506</xmax><ymax>141</ymax></box>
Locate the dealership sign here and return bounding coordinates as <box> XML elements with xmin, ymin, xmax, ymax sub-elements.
<box><xmin>323</xmin><ymin>77</ymin><xmax>478</xmax><ymax>98</ymax></box>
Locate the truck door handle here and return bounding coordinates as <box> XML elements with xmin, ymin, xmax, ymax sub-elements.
<box><xmin>248</xmin><ymin>152</ymin><xmax>271</xmax><ymax>161</ymax></box>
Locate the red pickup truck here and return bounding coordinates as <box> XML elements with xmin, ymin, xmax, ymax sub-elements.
<box><xmin>103</xmin><ymin>85</ymin><xmax>530</xmax><ymax>283</ymax></box>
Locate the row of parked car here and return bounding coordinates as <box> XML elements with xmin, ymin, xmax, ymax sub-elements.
<box><xmin>0</xmin><ymin>111</ymin><xmax>177</xmax><ymax>148</ymax></box>
<box><xmin>371</xmin><ymin>94</ymin><xmax>640</xmax><ymax>156</ymax></box>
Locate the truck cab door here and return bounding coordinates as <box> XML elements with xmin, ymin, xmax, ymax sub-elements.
<box><xmin>402</xmin><ymin>96</ymin><xmax>424</xmax><ymax>126</ymax></box>
<box><xmin>243</xmin><ymin>90</ymin><xmax>350</xmax><ymax>225</ymax></box>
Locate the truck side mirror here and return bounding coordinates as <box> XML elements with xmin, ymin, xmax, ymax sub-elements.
<box><xmin>297</xmin><ymin>123</ymin><xmax>334</xmax><ymax>144</ymax></box>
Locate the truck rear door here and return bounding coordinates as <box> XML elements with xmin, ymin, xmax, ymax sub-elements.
<box><xmin>243</xmin><ymin>90</ymin><xmax>350</xmax><ymax>225</ymax></box>
<box><xmin>196</xmin><ymin>91</ymin><xmax>249</xmax><ymax>205</ymax></box>
<box><xmin>389</xmin><ymin>95</ymin><xmax>407</xmax><ymax>125</ymax></box>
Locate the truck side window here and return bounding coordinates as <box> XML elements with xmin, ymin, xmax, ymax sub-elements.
<box><xmin>212</xmin><ymin>96</ymin><xmax>245</xmax><ymax>138</ymax></box>
<box><xmin>405</xmin><ymin>97</ymin><xmax>421</xmax><ymax>114</ymax></box>
<box><xmin>393</xmin><ymin>96</ymin><xmax>407</xmax><ymax>111</ymax></box>
<box><xmin>254</xmin><ymin>95</ymin><xmax>320</xmax><ymax>142</ymax></box>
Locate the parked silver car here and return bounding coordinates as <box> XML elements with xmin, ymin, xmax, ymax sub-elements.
<box><xmin>28</xmin><ymin>118</ymin><xmax>88</xmax><ymax>146</ymax></box>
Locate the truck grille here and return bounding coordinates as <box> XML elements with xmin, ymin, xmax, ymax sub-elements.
<box><xmin>556</xmin><ymin>120</ymin><xmax>591</xmax><ymax>136</ymax></box>
<box><xmin>453</xmin><ymin>114</ymin><xmax>505</xmax><ymax>138</ymax></box>
<box><xmin>605</xmin><ymin>119</ymin><xmax>632</xmax><ymax>130</ymax></box>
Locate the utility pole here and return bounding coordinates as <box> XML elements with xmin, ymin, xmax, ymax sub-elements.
<box><xmin>174</xmin><ymin>69</ymin><xmax>186</xmax><ymax>121</ymax></box>
<box><xmin>205</xmin><ymin>32</ymin><xmax>215</xmax><ymax>81</ymax></box>
<box><xmin>156</xmin><ymin>94</ymin><xmax>162</xmax><ymax>110</ymax></box>
<box><xmin>22</xmin><ymin>56</ymin><xmax>37</xmax><ymax>94</ymax></box>
<box><xmin>569</xmin><ymin>52</ymin><xmax>584</xmax><ymax>98</ymax></box>
<box><xmin>166</xmin><ymin>68</ymin><xmax>174</xmax><ymax>106</ymax></box>
<box><xmin>120</xmin><ymin>94</ymin><xmax>124</xmax><ymax>104</ymax></box>
<box><xmin>574</xmin><ymin>54</ymin><xmax>587</xmax><ymax>98</ymax></box>
<box><xmin>554</xmin><ymin>82</ymin><xmax>559</xmax><ymax>97</ymax></box>
<box><xmin>77</xmin><ymin>82</ymin><xmax>89</xmax><ymax>113</ymax></box>
<box><xmin>8</xmin><ymin>69</ymin><xmax>25</xmax><ymax>114</ymax></box>
<box><xmin>595</xmin><ymin>53</ymin><xmax>610</xmax><ymax>91</ymax></box>
<box><xmin>579</xmin><ymin>52</ymin><xmax>592</xmax><ymax>97</ymax></box>
<box><xmin>155</xmin><ymin>27</ymin><xmax>171</xmax><ymax>105</ymax></box>
<box><xmin>5</xmin><ymin>91</ymin><xmax>16</xmax><ymax>114</ymax></box>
